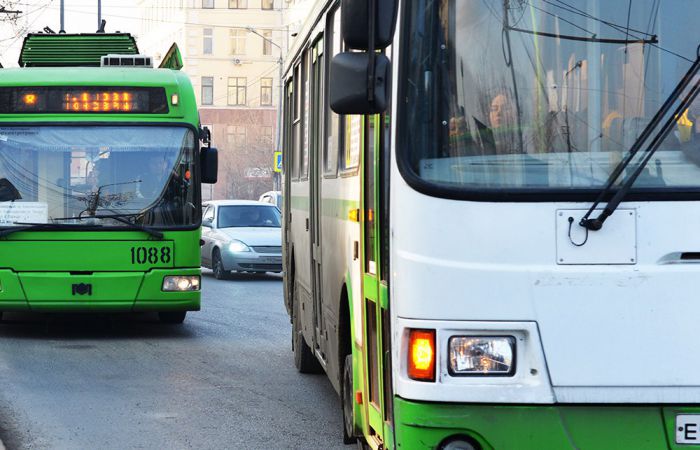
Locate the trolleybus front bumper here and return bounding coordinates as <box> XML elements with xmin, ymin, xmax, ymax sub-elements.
<box><xmin>394</xmin><ymin>397</ymin><xmax>697</xmax><ymax>450</ymax></box>
<box><xmin>0</xmin><ymin>268</ymin><xmax>200</xmax><ymax>312</ymax></box>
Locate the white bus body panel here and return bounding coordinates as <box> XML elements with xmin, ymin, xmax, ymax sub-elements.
<box><xmin>391</xmin><ymin>166</ymin><xmax>700</xmax><ymax>403</ymax></box>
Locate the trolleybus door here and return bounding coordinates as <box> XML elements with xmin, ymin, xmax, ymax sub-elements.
<box><xmin>309</xmin><ymin>39</ymin><xmax>327</xmax><ymax>359</ymax></box>
<box><xmin>361</xmin><ymin>114</ymin><xmax>393</xmax><ymax>447</ymax></box>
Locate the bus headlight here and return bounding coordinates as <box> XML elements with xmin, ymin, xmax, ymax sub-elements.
<box><xmin>448</xmin><ymin>336</ymin><xmax>515</xmax><ymax>376</ymax></box>
<box><xmin>228</xmin><ymin>240</ymin><xmax>251</xmax><ymax>252</ymax></box>
<box><xmin>162</xmin><ymin>275</ymin><xmax>201</xmax><ymax>291</ymax></box>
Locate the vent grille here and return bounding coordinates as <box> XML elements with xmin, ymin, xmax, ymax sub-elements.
<box><xmin>101</xmin><ymin>54</ymin><xmax>153</xmax><ymax>68</ymax></box>
<box><xmin>20</xmin><ymin>33</ymin><xmax>139</xmax><ymax>67</ymax></box>
<box><xmin>251</xmin><ymin>246</ymin><xmax>281</xmax><ymax>254</ymax></box>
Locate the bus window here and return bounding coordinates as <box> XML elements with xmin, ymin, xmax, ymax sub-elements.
<box><xmin>301</xmin><ymin>51</ymin><xmax>310</xmax><ymax>180</ymax></box>
<box><xmin>292</xmin><ymin>64</ymin><xmax>301</xmax><ymax>181</ymax></box>
<box><xmin>324</xmin><ymin>6</ymin><xmax>342</xmax><ymax>178</ymax></box>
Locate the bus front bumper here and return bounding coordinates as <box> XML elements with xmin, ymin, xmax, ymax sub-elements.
<box><xmin>394</xmin><ymin>397</ymin><xmax>697</xmax><ymax>450</ymax></box>
<box><xmin>0</xmin><ymin>268</ymin><xmax>200</xmax><ymax>312</ymax></box>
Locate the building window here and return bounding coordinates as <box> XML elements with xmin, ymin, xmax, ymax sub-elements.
<box><xmin>201</xmin><ymin>77</ymin><xmax>213</xmax><ymax>105</ymax></box>
<box><xmin>262</xmin><ymin>0</ymin><xmax>274</xmax><ymax>10</ymax></box>
<box><xmin>261</xmin><ymin>78</ymin><xmax>273</xmax><ymax>106</ymax></box>
<box><xmin>228</xmin><ymin>77</ymin><xmax>247</xmax><ymax>106</ymax></box>
<box><xmin>262</xmin><ymin>30</ymin><xmax>272</xmax><ymax>56</ymax></box>
<box><xmin>203</xmin><ymin>28</ymin><xmax>213</xmax><ymax>55</ymax></box>
<box><xmin>234</xmin><ymin>126</ymin><xmax>246</xmax><ymax>146</ymax></box>
<box><xmin>230</xmin><ymin>29</ymin><xmax>246</xmax><ymax>55</ymax></box>
<box><xmin>262</xmin><ymin>126</ymin><xmax>273</xmax><ymax>144</ymax></box>
<box><xmin>228</xmin><ymin>0</ymin><xmax>247</xmax><ymax>8</ymax></box>
<box><xmin>202</xmin><ymin>0</ymin><xmax>214</xmax><ymax>8</ymax></box>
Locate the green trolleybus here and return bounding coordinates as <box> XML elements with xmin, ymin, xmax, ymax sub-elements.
<box><xmin>0</xmin><ymin>33</ymin><xmax>217</xmax><ymax>324</ymax></box>
<box><xmin>283</xmin><ymin>0</ymin><xmax>700</xmax><ymax>448</ymax></box>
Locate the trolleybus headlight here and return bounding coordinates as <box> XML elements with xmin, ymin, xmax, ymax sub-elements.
<box><xmin>228</xmin><ymin>240</ymin><xmax>251</xmax><ymax>252</ymax></box>
<box><xmin>448</xmin><ymin>336</ymin><xmax>515</xmax><ymax>376</ymax></box>
<box><xmin>162</xmin><ymin>275</ymin><xmax>201</xmax><ymax>291</ymax></box>
<box><xmin>407</xmin><ymin>329</ymin><xmax>436</xmax><ymax>382</ymax></box>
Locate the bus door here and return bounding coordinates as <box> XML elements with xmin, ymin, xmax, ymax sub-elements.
<box><xmin>361</xmin><ymin>114</ymin><xmax>393</xmax><ymax>448</ymax></box>
<box><xmin>309</xmin><ymin>38</ymin><xmax>328</xmax><ymax>359</ymax></box>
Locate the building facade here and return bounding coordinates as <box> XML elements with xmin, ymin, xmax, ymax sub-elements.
<box><xmin>136</xmin><ymin>0</ymin><xmax>286</xmax><ymax>200</ymax></box>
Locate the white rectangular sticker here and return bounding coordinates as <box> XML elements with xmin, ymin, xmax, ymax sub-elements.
<box><xmin>676</xmin><ymin>415</ymin><xmax>700</xmax><ymax>444</ymax></box>
<box><xmin>0</xmin><ymin>202</ymin><xmax>48</xmax><ymax>225</ymax></box>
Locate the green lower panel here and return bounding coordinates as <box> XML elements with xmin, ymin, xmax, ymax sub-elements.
<box><xmin>0</xmin><ymin>268</ymin><xmax>200</xmax><ymax>312</ymax></box>
<box><xmin>394</xmin><ymin>397</ymin><xmax>690</xmax><ymax>450</ymax></box>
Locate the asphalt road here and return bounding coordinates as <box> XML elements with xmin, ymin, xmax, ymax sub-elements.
<box><xmin>0</xmin><ymin>271</ymin><xmax>347</xmax><ymax>450</ymax></box>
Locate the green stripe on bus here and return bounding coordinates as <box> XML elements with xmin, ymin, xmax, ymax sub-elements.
<box><xmin>290</xmin><ymin>196</ymin><xmax>360</xmax><ymax>221</ymax></box>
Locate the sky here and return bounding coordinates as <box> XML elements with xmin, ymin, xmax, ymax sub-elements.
<box><xmin>0</xmin><ymin>1</ymin><xmax>139</xmax><ymax>67</ymax></box>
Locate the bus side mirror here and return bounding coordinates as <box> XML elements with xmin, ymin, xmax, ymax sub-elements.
<box><xmin>330</xmin><ymin>52</ymin><xmax>390</xmax><ymax>115</ymax></box>
<box><xmin>341</xmin><ymin>0</ymin><xmax>398</xmax><ymax>50</ymax></box>
<box><xmin>201</xmin><ymin>147</ymin><xmax>218</xmax><ymax>184</ymax></box>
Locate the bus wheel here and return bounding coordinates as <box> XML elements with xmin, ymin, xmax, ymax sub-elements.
<box><xmin>212</xmin><ymin>250</ymin><xmax>228</xmax><ymax>280</ymax></box>
<box><xmin>292</xmin><ymin>294</ymin><xmax>322</xmax><ymax>373</ymax></box>
<box><xmin>342</xmin><ymin>353</ymin><xmax>357</xmax><ymax>444</ymax></box>
<box><xmin>158</xmin><ymin>311</ymin><xmax>187</xmax><ymax>324</ymax></box>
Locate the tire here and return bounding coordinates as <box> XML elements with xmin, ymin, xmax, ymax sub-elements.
<box><xmin>212</xmin><ymin>249</ymin><xmax>229</xmax><ymax>280</ymax></box>
<box><xmin>292</xmin><ymin>282</ymin><xmax>322</xmax><ymax>374</ymax></box>
<box><xmin>158</xmin><ymin>311</ymin><xmax>186</xmax><ymax>324</ymax></box>
<box><xmin>342</xmin><ymin>353</ymin><xmax>357</xmax><ymax>444</ymax></box>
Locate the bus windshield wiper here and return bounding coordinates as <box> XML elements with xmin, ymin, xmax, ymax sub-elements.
<box><xmin>0</xmin><ymin>222</ymin><xmax>104</xmax><ymax>238</ymax></box>
<box><xmin>579</xmin><ymin>53</ymin><xmax>700</xmax><ymax>231</ymax></box>
<box><xmin>52</xmin><ymin>214</ymin><xmax>164</xmax><ymax>240</ymax></box>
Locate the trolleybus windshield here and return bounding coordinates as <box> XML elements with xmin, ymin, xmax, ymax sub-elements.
<box><xmin>0</xmin><ymin>125</ymin><xmax>198</xmax><ymax>228</ymax></box>
<box><xmin>401</xmin><ymin>0</ymin><xmax>700</xmax><ymax>197</ymax></box>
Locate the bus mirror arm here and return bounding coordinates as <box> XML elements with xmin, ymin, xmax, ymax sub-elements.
<box><xmin>201</xmin><ymin>147</ymin><xmax>218</xmax><ymax>184</ymax></box>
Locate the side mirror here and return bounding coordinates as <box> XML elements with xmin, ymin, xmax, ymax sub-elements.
<box><xmin>201</xmin><ymin>147</ymin><xmax>218</xmax><ymax>184</ymax></box>
<box><xmin>330</xmin><ymin>53</ymin><xmax>390</xmax><ymax>115</ymax></box>
<box><xmin>341</xmin><ymin>0</ymin><xmax>398</xmax><ymax>50</ymax></box>
<box><xmin>202</xmin><ymin>219</ymin><xmax>213</xmax><ymax>228</ymax></box>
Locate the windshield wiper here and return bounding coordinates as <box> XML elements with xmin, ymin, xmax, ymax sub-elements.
<box><xmin>0</xmin><ymin>222</ymin><xmax>104</xmax><ymax>238</ymax></box>
<box><xmin>52</xmin><ymin>214</ymin><xmax>164</xmax><ymax>240</ymax></box>
<box><xmin>579</xmin><ymin>52</ymin><xmax>700</xmax><ymax>231</ymax></box>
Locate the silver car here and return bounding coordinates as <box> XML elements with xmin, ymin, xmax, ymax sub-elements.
<box><xmin>201</xmin><ymin>200</ymin><xmax>282</xmax><ymax>279</ymax></box>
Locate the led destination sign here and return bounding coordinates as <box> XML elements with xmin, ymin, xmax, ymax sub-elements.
<box><xmin>0</xmin><ymin>87</ymin><xmax>169</xmax><ymax>114</ymax></box>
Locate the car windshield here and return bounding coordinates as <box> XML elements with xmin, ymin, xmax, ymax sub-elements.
<box><xmin>401</xmin><ymin>0</ymin><xmax>700</xmax><ymax>196</ymax></box>
<box><xmin>218</xmin><ymin>205</ymin><xmax>281</xmax><ymax>228</ymax></box>
<box><xmin>0</xmin><ymin>126</ymin><xmax>198</xmax><ymax>227</ymax></box>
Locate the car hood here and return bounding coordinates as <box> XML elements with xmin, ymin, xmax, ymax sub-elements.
<box><xmin>218</xmin><ymin>227</ymin><xmax>281</xmax><ymax>246</ymax></box>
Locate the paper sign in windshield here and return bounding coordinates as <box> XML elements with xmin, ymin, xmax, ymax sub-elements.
<box><xmin>0</xmin><ymin>202</ymin><xmax>48</xmax><ymax>225</ymax></box>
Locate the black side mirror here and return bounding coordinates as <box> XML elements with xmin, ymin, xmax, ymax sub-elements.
<box><xmin>201</xmin><ymin>147</ymin><xmax>218</xmax><ymax>184</ymax></box>
<box><xmin>330</xmin><ymin>53</ymin><xmax>390</xmax><ymax>115</ymax></box>
<box><xmin>341</xmin><ymin>0</ymin><xmax>398</xmax><ymax>50</ymax></box>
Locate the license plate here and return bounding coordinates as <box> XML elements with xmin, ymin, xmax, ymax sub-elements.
<box><xmin>676</xmin><ymin>415</ymin><xmax>700</xmax><ymax>444</ymax></box>
<box><xmin>260</xmin><ymin>257</ymin><xmax>281</xmax><ymax>263</ymax></box>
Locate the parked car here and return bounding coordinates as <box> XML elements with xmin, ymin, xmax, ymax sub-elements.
<box><xmin>201</xmin><ymin>200</ymin><xmax>282</xmax><ymax>279</ymax></box>
<box><xmin>258</xmin><ymin>190</ymin><xmax>282</xmax><ymax>209</ymax></box>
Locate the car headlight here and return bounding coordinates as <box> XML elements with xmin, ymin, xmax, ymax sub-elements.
<box><xmin>448</xmin><ymin>336</ymin><xmax>515</xmax><ymax>376</ymax></box>
<box><xmin>228</xmin><ymin>240</ymin><xmax>251</xmax><ymax>252</ymax></box>
<box><xmin>162</xmin><ymin>275</ymin><xmax>201</xmax><ymax>291</ymax></box>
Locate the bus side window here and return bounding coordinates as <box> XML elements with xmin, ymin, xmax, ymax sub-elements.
<box><xmin>292</xmin><ymin>64</ymin><xmax>301</xmax><ymax>181</ymax></box>
<box><xmin>324</xmin><ymin>6</ymin><xmax>342</xmax><ymax>178</ymax></box>
<box><xmin>300</xmin><ymin>51</ymin><xmax>310</xmax><ymax>180</ymax></box>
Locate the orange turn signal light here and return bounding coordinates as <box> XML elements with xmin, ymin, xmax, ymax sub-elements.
<box><xmin>408</xmin><ymin>329</ymin><xmax>436</xmax><ymax>382</ymax></box>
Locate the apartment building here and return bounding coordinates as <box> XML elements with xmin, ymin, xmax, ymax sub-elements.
<box><xmin>136</xmin><ymin>0</ymin><xmax>286</xmax><ymax>200</ymax></box>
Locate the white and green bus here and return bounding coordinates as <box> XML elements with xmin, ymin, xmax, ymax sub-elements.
<box><xmin>282</xmin><ymin>1</ymin><xmax>700</xmax><ymax>448</ymax></box>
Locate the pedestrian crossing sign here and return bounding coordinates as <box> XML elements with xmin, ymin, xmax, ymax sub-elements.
<box><xmin>274</xmin><ymin>152</ymin><xmax>282</xmax><ymax>173</ymax></box>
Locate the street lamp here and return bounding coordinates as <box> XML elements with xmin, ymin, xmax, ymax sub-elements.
<box><xmin>246</xmin><ymin>26</ymin><xmax>284</xmax><ymax>191</ymax></box>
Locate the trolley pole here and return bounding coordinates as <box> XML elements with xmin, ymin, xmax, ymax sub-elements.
<box><xmin>60</xmin><ymin>0</ymin><xmax>65</xmax><ymax>33</ymax></box>
<box><xmin>98</xmin><ymin>0</ymin><xmax>102</xmax><ymax>31</ymax></box>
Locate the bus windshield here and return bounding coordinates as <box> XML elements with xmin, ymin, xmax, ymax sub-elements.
<box><xmin>401</xmin><ymin>0</ymin><xmax>700</xmax><ymax>196</ymax></box>
<box><xmin>0</xmin><ymin>126</ymin><xmax>198</xmax><ymax>228</ymax></box>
